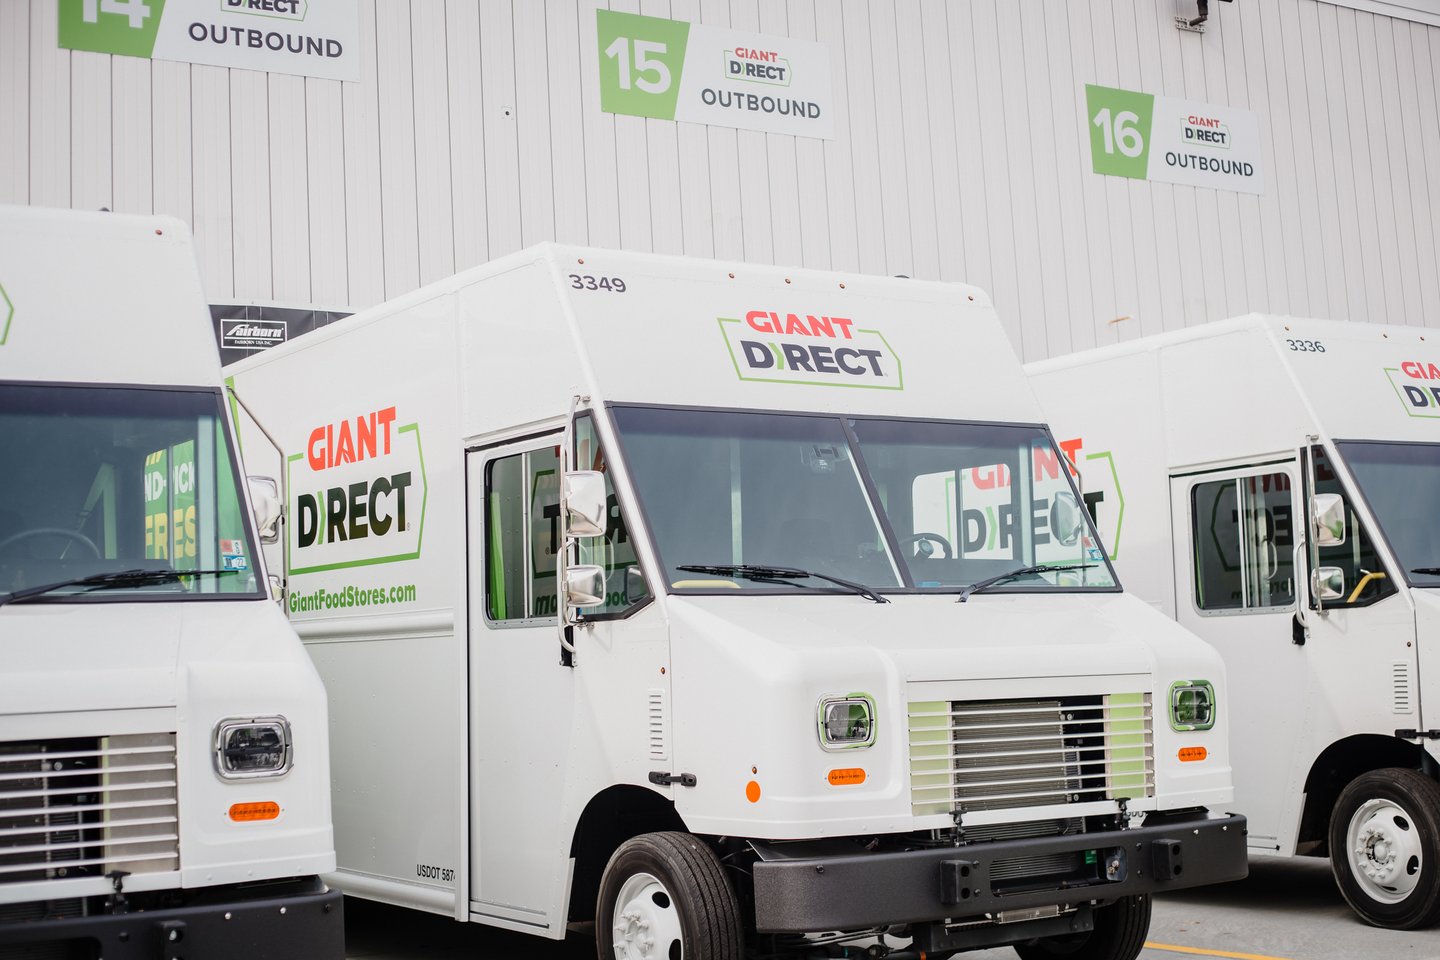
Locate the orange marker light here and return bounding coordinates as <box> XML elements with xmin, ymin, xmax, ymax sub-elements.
<box><xmin>828</xmin><ymin>768</ymin><xmax>867</xmax><ymax>786</ymax></box>
<box><xmin>229</xmin><ymin>801</ymin><xmax>280</xmax><ymax>822</ymax></box>
<box><xmin>745</xmin><ymin>780</ymin><xmax>761</xmax><ymax>803</ymax></box>
<box><xmin>1178</xmin><ymin>746</ymin><xmax>1208</xmax><ymax>763</ymax></box>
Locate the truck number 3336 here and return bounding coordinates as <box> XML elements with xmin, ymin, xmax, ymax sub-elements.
<box><xmin>1286</xmin><ymin>338</ymin><xmax>1326</xmax><ymax>353</ymax></box>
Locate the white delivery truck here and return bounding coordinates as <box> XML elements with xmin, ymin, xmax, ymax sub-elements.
<box><xmin>0</xmin><ymin>206</ymin><xmax>342</xmax><ymax>957</ymax></box>
<box><xmin>227</xmin><ymin>244</ymin><xmax>1246</xmax><ymax>960</ymax></box>
<box><xmin>1029</xmin><ymin>315</ymin><xmax>1440</xmax><ymax>929</ymax></box>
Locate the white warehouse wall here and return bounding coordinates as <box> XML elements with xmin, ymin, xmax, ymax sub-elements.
<box><xmin>3</xmin><ymin>0</ymin><xmax>1440</xmax><ymax>360</ymax></box>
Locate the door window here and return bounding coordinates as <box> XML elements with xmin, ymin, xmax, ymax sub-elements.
<box><xmin>573</xmin><ymin>415</ymin><xmax>647</xmax><ymax>618</ymax></box>
<box><xmin>1306</xmin><ymin>446</ymin><xmax>1396</xmax><ymax>608</ymax></box>
<box><xmin>484</xmin><ymin>445</ymin><xmax>560</xmax><ymax>622</ymax></box>
<box><xmin>1191</xmin><ymin>472</ymin><xmax>1296</xmax><ymax>612</ymax></box>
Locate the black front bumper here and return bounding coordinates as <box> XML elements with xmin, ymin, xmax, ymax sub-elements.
<box><xmin>0</xmin><ymin>880</ymin><xmax>343</xmax><ymax>960</ymax></box>
<box><xmin>751</xmin><ymin>813</ymin><xmax>1247</xmax><ymax>932</ymax></box>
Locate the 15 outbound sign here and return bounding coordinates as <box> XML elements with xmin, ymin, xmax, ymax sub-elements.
<box><xmin>1086</xmin><ymin>84</ymin><xmax>1264</xmax><ymax>195</ymax></box>
<box><xmin>59</xmin><ymin>0</ymin><xmax>359</xmax><ymax>82</ymax></box>
<box><xmin>597</xmin><ymin>10</ymin><xmax>834</xmax><ymax>139</ymax></box>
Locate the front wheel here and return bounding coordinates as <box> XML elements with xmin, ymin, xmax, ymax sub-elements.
<box><xmin>1012</xmin><ymin>895</ymin><xmax>1150</xmax><ymax>960</ymax></box>
<box><xmin>1329</xmin><ymin>768</ymin><xmax>1440</xmax><ymax>929</ymax></box>
<box><xmin>596</xmin><ymin>831</ymin><xmax>743</xmax><ymax>960</ymax></box>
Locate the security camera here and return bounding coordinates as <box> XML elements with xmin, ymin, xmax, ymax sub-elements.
<box><xmin>1188</xmin><ymin>0</ymin><xmax>1233</xmax><ymax>28</ymax></box>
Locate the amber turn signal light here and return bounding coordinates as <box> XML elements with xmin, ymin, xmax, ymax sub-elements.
<box><xmin>827</xmin><ymin>767</ymin><xmax>867</xmax><ymax>785</ymax></box>
<box><xmin>229</xmin><ymin>801</ymin><xmax>280</xmax><ymax>821</ymax></box>
<box><xmin>1178</xmin><ymin>746</ymin><xmax>1208</xmax><ymax>763</ymax></box>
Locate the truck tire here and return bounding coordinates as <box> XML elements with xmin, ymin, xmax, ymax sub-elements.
<box><xmin>596</xmin><ymin>831</ymin><xmax>743</xmax><ymax>960</ymax></box>
<box><xmin>1328</xmin><ymin>767</ymin><xmax>1440</xmax><ymax>929</ymax></box>
<box><xmin>1012</xmin><ymin>895</ymin><xmax>1150</xmax><ymax>960</ymax></box>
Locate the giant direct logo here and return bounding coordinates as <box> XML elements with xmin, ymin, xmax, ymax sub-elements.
<box><xmin>1386</xmin><ymin>361</ymin><xmax>1440</xmax><ymax>419</ymax></box>
<box><xmin>719</xmin><ymin>309</ymin><xmax>902</xmax><ymax>389</ymax></box>
<box><xmin>287</xmin><ymin>405</ymin><xmax>426</xmax><ymax>575</ymax></box>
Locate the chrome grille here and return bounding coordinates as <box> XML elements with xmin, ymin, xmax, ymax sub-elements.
<box><xmin>909</xmin><ymin>694</ymin><xmax>1153</xmax><ymax>818</ymax></box>
<box><xmin>0</xmin><ymin>734</ymin><xmax>180</xmax><ymax>885</ymax></box>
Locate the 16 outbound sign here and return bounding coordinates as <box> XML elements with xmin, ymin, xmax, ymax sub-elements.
<box><xmin>597</xmin><ymin>10</ymin><xmax>834</xmax><ymax>139</ymax></box>
<box><xmin>1086</xmin><ymin>84</ymin><xmax>1264</xmax><ymax>195</ymax></box>
<box><xmin>59</xmin><ymin>0</ymin><xmax>359</xmax><ymax>82</ymax></box>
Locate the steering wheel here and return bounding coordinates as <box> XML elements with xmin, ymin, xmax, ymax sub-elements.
<box><xmin>901</xmin><ymin>532</ymin><xmax>953</xmax><ymax>560</ymax></box>
<box><xmin>0</xmin><ymin>528</ymin><xmax>102</xmax><ymax>559</ymax></box>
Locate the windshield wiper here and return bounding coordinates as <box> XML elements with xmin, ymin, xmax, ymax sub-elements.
<box><xmin>676</xmin><ymin>563</ymin><xmax>890</xmax><ymax>604</ymax></box>
<box><xmin>957</xmin><ymin>563</ymin><xmax>1096</xmax><ymax>603</ymax></box>
<box><xmin>0</xmin><ymin>568</ymin><xmax>239</xmax><ymax>607</ymax></box>
<box><xmin>1412</xmin><ymin>568</ymin><xmax>1440</xmax><ymax>576</ymax></box>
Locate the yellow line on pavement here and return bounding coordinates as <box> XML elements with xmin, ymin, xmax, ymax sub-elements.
<box><xmin>1144</xmin><ymin>942</ymin><xmax>1296</xmax><ymax>960</ymax></box>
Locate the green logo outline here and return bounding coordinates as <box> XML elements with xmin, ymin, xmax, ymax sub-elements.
<box><xmin>286</xmin><ymin>421</ymin><xmax>428</xmax><ymax>576</ymax></box>
<box><xmin>717</xmin><ymin>317</ymin><xmax>905</xmax><ymax>391</ymax></box>
<box><xmin>1385</xmin><ymin>367</ymin><xmax>1440</xmax><ymax>419</ymax></box>
<box><xmin>723</xmin><ymin>49</ymin><xmax>793</xmax><ymax>87</ymax></box>
<box><xmin>220</xmin><ymin>0</ymin><xmax>308</xmax><ymax>22</ymax></box>
<box><xmin>0</xmin><ymin>282</ymin><xmax>12</xmax><ymax>346</ymax></box>
<box><xmin>1085</xmin><ymin>449</ymin><xmax>1125</xmax><ymax>560</ymax></box>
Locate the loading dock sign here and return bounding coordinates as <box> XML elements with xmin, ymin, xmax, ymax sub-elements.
<box><xmin>58</xmin><ymin>0</ymin><xmax>359</xmax><ymax>82</ymax></box>
<box><xmin>596</xmin><ymin>10</ymin><xmax>834</xmax><ymax>139</ymax></box>
<box><xmin>1086</xmin><ymin>84</ymin><xmax>1264</xmax><ymax>195</ymax></box>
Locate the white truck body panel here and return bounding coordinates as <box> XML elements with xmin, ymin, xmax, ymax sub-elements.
<box><xmin>228</xmin><ymin>245</ymin><xmax>1238</xmax><ymax>938</ymax></box>
<box><xmin>1029</xmin><ymin>315</ymin><xmax>1440</xmax><ymax>858</ymax></box>
<box><xmin>0</xmin><ymin>207</ymin><xmax>336</xmax><ymax>949</ymax></box>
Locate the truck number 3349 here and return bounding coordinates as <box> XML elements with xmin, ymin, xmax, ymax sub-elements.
<box><xmin>569</xmin><ymin>274</ymin><xmax>627</xmax><ymax>293</ymax></box>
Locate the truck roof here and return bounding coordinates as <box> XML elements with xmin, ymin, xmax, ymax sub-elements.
<box><xmin>0</xmin><ymin>205</ymin><xmax>219</xmax><ymax>387</ymax></box>
<box><xmin>1028</xmin><ymin>314</ymin><xmax>1440</xmax><ymax>445</ymax></box>
<box><xmin>227</xmin><ymin>243</ymin><xmax>1043</xmax><ymax>430</ymax></box>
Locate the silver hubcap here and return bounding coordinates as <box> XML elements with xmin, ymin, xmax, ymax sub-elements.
<box><xmin>1346</xmin><ymin>797</ymin><xmax>1425</xmax><ymax>904</ymax></box>
<box><xmin>612</xmin><ymin>872</ymin><xmax>683</xmax><ymax>960</ymax></box>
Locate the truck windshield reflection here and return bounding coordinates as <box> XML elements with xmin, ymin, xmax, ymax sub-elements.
<box><xmin>609</xmin><ymin>406</ymin><xmax>1118</xmax><ymax>595</ymax></box>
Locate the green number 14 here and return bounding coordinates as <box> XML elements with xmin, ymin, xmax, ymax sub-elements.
<box><xmin>83</xmin><ymin>0</ymin><xmax>153</xmax><ymax>30</ymax></box>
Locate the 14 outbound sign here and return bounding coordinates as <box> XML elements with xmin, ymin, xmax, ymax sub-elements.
<box><xmin>59</xmin><ymin>0</ymin><xmax>359</xmax><ymax>82</ymax></box>
<box><xmin>597</xmin><ymin>10</ymin><xmax>834</xmax><ymax>139</ymax></box>
<box><xmin>1086</xmin><ymin>84</ymin><xmax>1264</xmax><ymax>195</ymax></box>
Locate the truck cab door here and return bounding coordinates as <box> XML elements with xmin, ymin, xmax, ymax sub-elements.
<box><xmin>465</xmin><ymin>420</ymin><xmax>666</xmax><ymax>934</ymax></box>
<box><xmin>466</xmin><ymin>436</ymin><xmax>576</xmax><ymax>931</ymax></box>
<box><xmin>1170</xmin><ymin>464</ymin><xmax>1308</xmax><ymax>854</ymax></box>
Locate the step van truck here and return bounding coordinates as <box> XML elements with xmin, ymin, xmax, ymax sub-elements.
<box><xmin>1028</xmin><ymin>315</ymin><xmax>1440</xmax><ymax>929</ymax></box>
<box><xmin>226</xmin><ymin>245</ymin><xmax>1247</xmax><ymax>960</ymax></box>
<box><xmin>0</xmin><ymin>206</ymin><xmax>342</xmax><ymax>958</ymax></box>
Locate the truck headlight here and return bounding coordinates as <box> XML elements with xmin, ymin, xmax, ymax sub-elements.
<box><xmin>1168</xmin><ymin>681</ymin><xmax>1216</xmax><ymax>732</ymax></box>
<box><xmin>817</xmin><ymin>695</ymin><xmax>876</xmax><ymax>750</ymax></box>
<box><xmin>213</xmin><ymin>717</ymin><xmax>293</xmax><ymax>779</ymax></box>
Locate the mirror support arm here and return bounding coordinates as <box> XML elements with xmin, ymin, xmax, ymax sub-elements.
<box><xmin>226</xmin><ymin>384</ymin><xmax>288</xmax><ymax>590</ymax></box>
<box><xmin>557</xmin><ymin>396</ymin><xmax>578</xmax><ymax>661</ymax></box>
<box><xmin>1304</xmin><ymin>436</ymin><xmax>1326</xmax><ymax>616</ymax></box>
<box><xmin>556</xmin><ymin>394</ymin><xmax>591</xmax><ymax>664</ymax></box>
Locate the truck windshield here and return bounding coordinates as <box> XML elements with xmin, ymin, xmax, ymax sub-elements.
<box><xmin>610</xmin><ymin>406</ymin><xmax>1117</xmax><ymax>595</ymax></box>
<box><xmin>0</xmin><ymin>383</ymin><xmax>262</xmax><ymax>603</ymax></box>
<box><xmin>1335</xmin><ymin>441</ymin><xmax>1440</xmax><ymax>588</ymax></box>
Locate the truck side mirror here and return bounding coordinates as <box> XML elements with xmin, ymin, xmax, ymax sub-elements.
<box><xmin>624</xmin><ymin>565</ymin><xmax>650</xmax><ymax>604</ymax></box>
<box><xmin>1312</xmin><ymin>493</ymin><xmax>1346</xmax><ymax>547</ymax></box>
<box><xmin>565</xmin><ymin>564</ymin><xmax>606</xmax><ymax>610</ymax></box>
<box><xmin>1049</xmin><ymin>491</ymin><xmax>1084</xmax><ymax>547</ymax></box>
<box><xmin>564</xmin><ymin>471</ymin><xmax>608</xmax><ymax>538</ymax></box>
<box><xmin>1312</xmin><ymin>566</ymin><xmax>1345</xmax><ymax>601</ymax></box>
<box><xmin>248</xmin><ymin>476</ymin><xmax>282</xmax><ymax>544</ymax></box>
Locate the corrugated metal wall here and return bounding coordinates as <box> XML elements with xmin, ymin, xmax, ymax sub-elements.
<box><xmin>3</xmin><ymin>0</ymin><xmax>1440</xmax><ymax>360</ymax></box>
